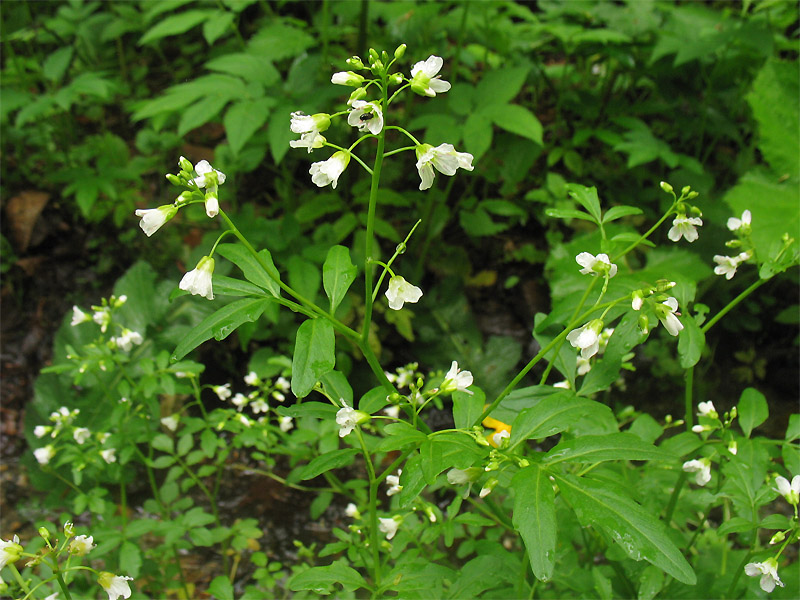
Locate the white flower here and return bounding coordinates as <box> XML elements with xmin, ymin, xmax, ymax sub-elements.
<box><xmin>34</xmin><ymin>425</ymin><xmax>49</xmax><ymax>438</ymax></box>
<box><xmin>331</xmin><ymin>71</ymin><xmax>365</xmax><ymax>86</ymax></box>
<box><xmin>727</xmin><ymin>440</ymin><xmax>738</xmax><ymax>455</ymax></box>
<box><xmin>773</xmin><ymin>475</ymin><xmax>800</xmax><ymax>506</ymax></box>
<box><xmin>385</xmin><ymin>276</ymin><xmax>423</xmax><ymax>310</ymax></box>
<box><xmin>566</xmin><ymin>319</ymin><xmax>604</xmax><ymax>359</ymax></box>
<box><xmin>160</xmin><ymin>415</ymin><xmax>179</xmax><ymax>432</ymax></box>
<box><xmin>69</xmin><ymin>534</ymin><xmax>95</xmax><ymax>556</ymax></box>
<box><xmin>576</xmin><ymin>356</ymin><xmax>592</xmax><ymax>376</ymax></box>
<box><xmin>290</xmin><ymin>111</ymin><xmax>331</xmax><ymax>135</ymax></box>
<box><xmin>71</xmin><ymin>306</ymin><xmax>91</xmax><ymax>326</ymax></box>
<box><xmin>713</xmin><ymin>255</ymin><xmax>741</xmax><ymax>280</ymax></box>
<box><xmin>385</xmin><ymin>470</ymin><xmax>403</xmax><ymax>496</ymax></box>
<box><xmin>682</xmin><ymin>458</ymin><xmax>712</xmax><ymax>486</ymax></box>
<box><xmin>98</xmin><ymin>572</ymin><xmax>134</xmax><ymax>600</ymax></box>
<box><xmin>191</xmin><ymin>160</ymin><xmax>226</xmax><ymax>189</ymax></box>
<box><xmin>347</xmin><ymin>100</ymin><xmax>384</xmax><ymax>135</ymax></box>
<box><xmin>310</xmin><ymin>151</ymin><xmax>350</xmax><ymax>189</ymax></box>
<box><xmin>73</xmin><ymin>427</ymin><xmax>91</xmax><ymax>444</ymax></box>
<box><xmin>98</xmin><ymin>433</ymin><xmax>111</xmax><ymax>444</ymax></box>
<box><xmin>210</xmin><ymin>383</ymin><xmax>231</xmax><ymax>400</ymax></box>
<box><xmin>655</xmin><ymin>297</ymin><xmax>684</xmax><ymax>336</ymax></box>
<box><xmin>415</xmin><ymin>143</ymin><xmax>474</xmax><ymax>191</ymax></box>
<box><xmin>34</xmin><ymin>445</ymin><xmax>56</xmax><ymax>465</ymax></box>
<box><xmin>113</xmin><ymin>329</ymin><xmax>143</xmax><ymax>352</ymax></box>
<box><xmin>668</xmin><ymin>214</ymin><xmax>703</xmax><ymax>242</ymax></box>
<box><xmin>692</xmin><ymin>424</ymin><xmax>709</xmax><ymax>434</ymax></box>
<box><xmin>553</xmin><ymin>380</ymin><xmax>571</xmax><ymax>389</ymax></box>
<box><xmin>378</xmin><ymin>516</ymin><xmax>400</xmax><ymax>540</ymax></box>
<box><xmin>290</xmin><ymin>132</ymin><xmax>326</xmax><ymax>153</ymax></box>
<box><xmin>250</xmin><ymin>399</ymin><xmax>269</xmax><ymax>414</ymax></box>
<box><xmin>93</xmin><ymin>307</ymin><xmax>111</xmax><ymax>332</ymax></box>
<box><xmin>275</xmin><ymin>377</ymin><xmax>290</xmax><ymax>392</ymax></box>
<box><xmin>235</xmin><ymin>414</ymin><xmax>253</xmax><ymax>427</ymax></box>
<box><xmin>490</xmin><ymin>429</ymin><xmax>510</xmax><ymax>448</ymax></box>
<box><xmin>345</xmin><ymin>503</ymin><xmax>360</xmax><ymax>518</ymax></box>
<box><xmin>279</xmin><ymin>416</ymin><xmax>294</xmax><ymax>432</ymax></box>
<box><xmin>744</xmin><ymin>558</ymin><xmax>784</xmax><ymax>593</ymax></box>
<box><xmin>575</xmin><ymin>252</ymin><xmax>618</xmax><ymax>278</ymax></box>
<box><xmin>100</xmin><ymin>449</ymin><xmax>117</xmax><ymax>464</ymax></box>
<box><xmin>447</xmin><ymin>469</ymin><xmax>471</xmax><ymax>486</ymax></box>
<box><xmin>335</xmin><ymin>401</ymin><xmax>369</xmax><ymax>438</ymax></box>
<box><xmin>244</xmin><ymin>371</ymin><xmax>259</xmax><ymax>386</ymax></box>
<box><xmin>179</xmin><ymin>256</ymin><xmax>215</xmax><ymax>300</ymax></box>
<box><xmin>410</xmin><ymin>55</ymin><xmax>451</xmax><ymax>97</ymax></box>
<box><xmin>0</xmin><ymin>536</ymin><xmax>23</xmax><ymax>569</ymax></box>
<box><xmin>727</xmin><ymin>210</ymin><xmax>752</xmax><ymax>232</ymax></box>
<box><xmin>441</xmin><ymin>361</ymin><xmax>474</xmax><ymax>394</ymax></box>
<box><xmin>479</xmin><ymin>478</ymin><xmax>498</xmax><ymax>498</ymax></box>
<box><xmin>631</xmin><ymin>290</ymin><xmax>645</xmax><ymax>311</ymax></box>
<box><xmin>697</xmin><ymin>401</ymin><xmax>717</xmax><ymax>418</ymax></box>
<box><xmin>134</xmin><ymin>205</ymin><xmax>178</xmax><ymax>237</ymax></box>
<box><xmin>383</xmin><ymin>405</ymin><xmax>400</xmax><ymax>418</ymax></box>
<box><xmin>231</xmin><ymin>393</ymin><xmax>248</xmax><ymax>409</ymax></box>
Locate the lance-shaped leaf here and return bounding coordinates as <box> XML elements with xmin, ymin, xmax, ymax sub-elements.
<box><xmin>508</xmin><ymin>391</ymin><xmax>599</xmax><ymax>449</ymax></box>
<box><xmin>299</xmin><ymin>448</ymin><xmax>359</xmax><ymax>481</ymax></box>
<box><xmin>291</xmin><ymin>318</ymin><xmax>335</xmax><ymax>398</ymax></box>
<box><xmin>172</xmin><ymin>298</ymin><xmax>272</xmax><ymax>360</ymax></box>
<box><xmin>323</xmin><ymin>245</ymin><xmax>357</xmax><ymax>313</ymax></box>
<box><xmin>216</xmin><ymin>243</ymin><xmax>281</xmax><ymax>297</ymax></box>
<box><xmin>511</xmin><ymin>464</ymin><xmax>556</xmax><ymax>582</ymax></box>
<box><xmin>543</xmin><ymin>433</ymin><xmax>674</xmax><ymax>465</ymax></box>
<box><xmin>553</xmin><ymin>474</ymin><xmax>696</xmax><ymax>584</ymax></box>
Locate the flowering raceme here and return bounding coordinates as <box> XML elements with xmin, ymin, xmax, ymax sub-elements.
<box><xmin>190</xmin><ymin>160</ymin><xmax>226</xmax><ymax>218</ymax></box>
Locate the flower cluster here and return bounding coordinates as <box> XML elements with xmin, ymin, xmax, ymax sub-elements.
<box><xmin>713</xmin><ymin>210</ymin><xmax>755</xmax><ymax>281</ymax></box>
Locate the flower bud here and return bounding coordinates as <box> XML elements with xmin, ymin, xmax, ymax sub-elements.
<box><xmin>348</xmin><ymin>87</ymin><xmax>367</xmax><ymax>105</ymax></box>
<box><xmin>730</xmin><ymin>406</ymin><xmax>738</xmax><ymax>419</ymax></box>
<box><xmin>725</xmin><ymin>239</ymin><xmax>742</xmax><ymax>248</ymax></box>
<box><xmin>517</xmin><ymin>457</ymin><xmax>530</xmax><ymax>468</ymax></box>
<box><xmin>688</xmin><ymin>191</ymin><xmax>699</xmax><ymax>200</ymax></box>
<box><xmin>681</xmin><ymin>185</ymin><xmax>691</xmax><ymax>195</ymax></box>
<box><xmin>394</xmin><ymin>44</ymin><xmax>407</xmax><ymax>59</ymax></box>
<box><xmin>656</xmin><ymin>279</ymin><xmax>677</xmax><ymax>292</ymax></box>
<box><xmin>660</xmin><ymin>181</ymin><xmax>674</xmax><ymax>193</ymax></box>
<box><xmin>165</xmin><ymin>173</ymin><xmax>183</xmax><ymax>186</ymax></box>
<box><xmin>178</xmin><ymin>156</ymin><xmax>193</xmax><ymax>172</ymax></box>
<box><xmin>480</xmin><ymin>478</ymin><xmax>499</xmax><ymax>498</ymax></box>
<box><xmin>368</xmin><ymin>48</ymin><xmax>380</xmax><ymax>64</ymax></box>
<box><xmin>346</xmin><ymin>56</ymin><xmax>365</xmax><ymax>69</ymax></box>
<box><xmin>770</xmin><ymin>531</ymin><xmax>786</xmax><ymax>545</ymax></box>
<box><xmin>389</xmin><ymin>72</ymin><xmax>403</xmax><ymax>86</ymax></box>
<box><xmin>371</xmin><ymin>60</ymin><xmax>384</xmax><ymax>72</ymax></box>
<box><xmin>638</xmin><ymin>314</ymin><xmax>650</xmax><ymax>335</ymax></box>
<box><xmin>64</xmin><ymin>521</ymin><xmax>74</xmax><ymax>537</ymax></box>
<box><xmin>38</xmin><ymin>527</ymin><xmax>50</xmax><ymax>540</ymax></box>
<box><xmin>331</xmin><ymin>71</ymin><xmax>365</xmax><ymax>86</ymax></box>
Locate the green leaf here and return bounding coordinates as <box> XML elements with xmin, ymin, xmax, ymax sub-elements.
<box><xmin>511</xmin><ymin>465</ymin><xmax>556</xmax><ymax>582</ymax></box>
<box><xmin>420</xmin><ymin>432</ymin><xmax>487</xmax><ymax>485</ymax></box>
<box><xmin>208</xmin><ymin>575</ymin><xmax>234</xmax><ymax>600</ymax></box>
<box><xmin>397</xmin><ymin>452</ymin><xmax>427</xmax><ymax>507</ymax></box>
<box><xmin>786</xmin><ymin>414</ymin><xmax>800</xmax><ymax>442</ymax></box>
<box><xmin>288</xmin><ymin>560</ymin><xmax>367</xmax><ymax>594</ymax></box>
<box><xmin>543</xmin><ymin>433</ymin><xmax>673</xmax><ymax>465</ymax></box>
<box><xmin>320</xmin><ymin>371</ymin><xmax>353</xmax><ymax>407</ymax></box>
<box><xmin>463</xmin><ymin>112</ymin><xmax>493</xmax><ymax>161</ymax></box>
<box><xmin>554</xmin><ymin>474</ymin><xmax>696</xmax><ymax>585</ymax></box>
<box><xmin>201</xmin><ymin>429</ymin><xmax>218</xmax><ymax>458</ymax></box>
<box><xmin>206</xmin><ymin>53</ymin><xmax>280</xmax><ymax>87</ymax></box>
<box><xmin>119</xmin><ymin>541</ymin><xmax>142</xmax><ymax>579</ymax></box>
<box><xmin>178</xmin><ymin>94</ymin><xmax>231</xmax><ymax>136</ymax></box>
<box><xmin>277</xmin><ymin>402</ymin><xmax>336</xmax><ymax>419</ymax></box>
<box><xmin>310</xmin><ymin>491</ymin><xmax>333</xmax><ymax>520</ymax></box>
<box><xmin>738</xmin><ymin>387</ymin><xmax>768</xmax><ymax>438</ymax></box>
<box><xmin>378</xmin><ymin>422</ymin><xmax>427</xmax><ymax>452</ymax></box>
<box><xmin>602</xmin><ymin>205</ymin><xmax>643</xmax><ymax>223</ymax></box>
<box><xmin>177</xmin><ymin>433</ymin><xmax>193</xmax><ymax>457</ymax></box>
<box><xmin>43</xmin><ymin>47</ymin><xmax>73</xmax><ymax>82</ymax></box>
<box><xmin>224</xmin><ymin>98</ymin><xmax>271</xmax><ymax>155</ymax></box>
<box><xmin>202</xmin><ymin>10</ymin><xmax>235</xmax><ymax>45</ymax></box>
<box><xmin>212</xmin><ymin>275</ymin><xmax>270</xmax><ymax>298</ymax></box>
<box><xmin>172</xmin><ymin>298</ymin><xmax>272</xmax><ymax>361</ymax></box>
<box><xmin>474</xmin><ymin>66</ymin><xmax>529</xmax><ymax>107</ymax></box>
<box><xmin>638</xmin><ymin>566</ymin><xmax>665</xmax><ymax>600</ymax></box>
<box><xmin>216</xmin><ymin>244</ymin><xmax>281</xmax><ymax>297</ymax></box>
<box><xmin>453</xmin><ymin>390</ymin><xmax>484</xmax><ymax>430</ymax></box>
<box><xmin>508</xmin><ymin>391</ymin><xmax>598</xmax><ymax>448</ymax></box>
<box><xmin>323</xmin><ymin>245</ymin><xmax>357</xmax><ymax>314</ymax></box>
<box><xmin>140</xmin><ymin>10</ymin><xmax>214</xmax><ymax>44</ymax></box>
<box><xmin>545</xmin><ymin>207</ymin><xmax>597</xmax><ymax>222</ymax></box>
<box><xmin>677</xmin><ymin>317</ymin><xmax>705</xmax><ymax>369</ymax></box>
<box><xmin>286</xmin><ymin>255</ymin><xmax>320</xmax><ymax>303</ymax></box>
<box><xmin>299</xmin><ymin>449</ymin><xmax>359</xmax><ymax>481</ymax></box>
<box><xmin>491</xmin><ymin>104</ymin><xmax>543</xmax><ymax>145</ymax></box>
<box><xmin>566</xmin><ymin>184</ymin><xmax>603</xmax><ymax>223</ymax></box>
<box><xmin>151</xmin><ymin>434</ymin><xmax>174</xmax><ymax>454</ymax></box>
<box><xmin>291</xmin><ymin>319</ymin><xmax>335</xmax><ymax>399</ymax></box>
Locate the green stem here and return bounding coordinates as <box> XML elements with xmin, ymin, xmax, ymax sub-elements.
<box><xmin>54</xmin><ymin>571</ymin><xmax>73</xmax><ymax>600</ymax></box>
<box><xmin>228</xmin><ymin>463</ymin><xmax>337</xmax><ymax>493</ymax></box>
<box><xmin>701</xmin><ymin>278</ymin><xmax>767</xmax><ymax>334</ymax></box>
<box><xmin>356</xmin><ymin>429</ymin><xmax>381</xmax><ymax>586</ymax></box>
<box><xmin>9</xmin><ymin>564</ymin><xmax>33</xmax><ymax>598</ymax></box>
<box><xmin>684</xmin><ymin>366</ymin><xmax>695</xmax><ymax>431</ymax></box>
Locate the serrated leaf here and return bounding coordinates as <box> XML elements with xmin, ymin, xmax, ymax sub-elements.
<box><xmin>543</xmin><ymin>433</ymin><xmax>673</xmax><ymax>465</ymax></box>
<box><xmin>119</xmin><ymin>541</ymin><xmax>142</xmax><ymax>579</ymax></box>
<box><xmin>208</xmin><ymin>575</ymin><xmax>234</xmax><ymax>600</ymax></box>
<box><xmin>323</xmin><ymin>245</ymin><xmax>357</xmax><ymax>314</ymax></box>
<box><xmin>140</xmin><ymin>10</ymin><xmax>213</xmax><ymax>45</ymax></box>
<box><xmin>566</xmin><ymin>184</ymin><xmax>603</xmax><ymax>223</ymax></box>
<box><xmin>291</xmin><ymin>319</ymin><xmax>335</xmax><ymax>398</ymax></box>
<box><xmin>172</xmin><ymin>298</ymin><xmax>272</xmax><ymax>361</ymax></box>
<box><xmin>43</xmin><ymin>47</ymin><xmax>73</xmax><ymax>82</ymax></box>
<box><xmin>508</xmin><ymin>391</ymin><xmax>598</xmax><ymax>448</ymax></box>
<box><xmin>224</xmin><ymin>99</ymin><xmax>271</xmax><ymax>155</ymax></box>
<box><xmin>511</xmin><ymin>465</ymin><xmax>556</xmax><ymax>582</ymax></box>
<box><xmin>299</xmin><ymin>449</ymin><xmax>359</xmax><ymax>481</ymax></box>
<box><xmin>215</xmin><ymin>244</ymin><xmax>281</xmax><ymax>297</ymax></box>
<box><xmin>178</xmin><ymin>94</ymin><xmax>231</xmax><ymax>136</ymax></box>
<box><xmin>202</xmin><ymin>10</ymin><xmax>235</xmax><ymax>45</ymax></box>
<box><xmin>554</xmin><ymin>474</ymin><xmax>696</xmax><ymax>584</ymax></box>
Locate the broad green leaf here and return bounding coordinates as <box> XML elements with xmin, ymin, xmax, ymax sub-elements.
<box><xmin>511</xmin><ymin>465</ymin><xmax>556</xmax><ymax>582</ymax></box>
<box><xmin>448</xmin><ymin>555</ymin><xmax>508</xmax><ymax>598</ymax></box>
<box><xmin>787</xmin><ymin>414</ymin><xmax>800</xmax><ymax>442</ymax></box>
<box><xmin>287</xmin><ymin>255</ymin><xmax>320</xmax><ymax>302</ymax></box>
<box><xmin>151</xmin><ymin>434</ymin><xmax>174</xmax><ymax>454</ymax></box>
<box><xmin>299</xmin><ymin>448</ymin><xmax>359</xmax><ymax>481</ymax></box>
<box><xmin>638</xmin><ymin>566</ymin><xmax>665</xmax><ymax>600</ymax></box>
<box><xmin>212</xmin><ymin>275</ymin><xmax>270</xmax><ymax>298</ymax></box>
<box><xmin>397</xmin><ymin>452</ymin><xmax>427</xmax><ymax>507</ymax></box>
<box><xmin>453</xmin><ymin>390</ymin><xmax>484</xmax><ymax>429</ymax></box>
<box><xmin>202</xmin><ymin>10</ymin><xmax>235</xmax><ymax>45</ymax></box>
<box><xmin>288</xmin><ymin>560</ymin><xmax>367</xmax><ymax>594</ymax></box>
<box><xmin>602</xmin><ymin>205</ymin><xmax>643</xmax><ymax>223</ymax></box>
<box><xmin>491</xmin><ymin>104</ymin><xmax>543</xmax><ymax>145</ymax></box>
<box><xmin>421</xmin><ymin>432</ymin><xmax>487</xmax><ymax>485</ymax></box>
<box><xmin>320</xmin><ymin>370</ymin><xmax>353</xmax><ymax>407</ymax></box>
<box><xmin>43</xmin><ymin>47</ymin><xmax>73</xmax><ymax>82</ymax></box>
<box><xmin>140</xmin><ymin>10</ymin><xmax>213</xmax><ymax>44</ymax></box>
<box><xmin>323</xmin><ymin>245</ymin><xmax>357</xmax><ymax>314</ymax></box>
<box><xmin>178</xmin><ymin>94</ymin><xmax>231</xmax><ymax>136</ymax></box>
<box><xmin>474</xmin><ymin>66</ymin><xmax>529</xmax><ymax>107</ymax></box>
<box><xmin>205</xmin><ymin>53</ymin><xmax>280</xmax><ymax>87</ymax></box>
<box><xmin>379</xmin><ymin>422</ymin><xmax>426</xmax><ymax>452</ymax></box>
<box><xmin>566</xmin><ymin>184</ymin><xmax>603</xmax><ymax>223</ymax></box>
<box><xmin>578</xmin><ymin>358</ymin><xmax>622</xmax><ymax>397</ymax></box>
<box><xmin>543</xmin><ymin>433</ymin><xmax>673</xmax><ymax>465</ymax></box>
<box><xmin>509</xmin><ymin>391</ymin><xmax>598</xmax><ymax>449</ymax></box>
<box><xmin>277</xmin><ymin>402</ymin><xmax>336</xmax><ymax>419</ymax></box>
<box><xmin>545</xmin><ymin>207</ymin><xmax>597</xmax><ymax>223</ymax></box>
<box><xmin>716</xmin><ymin>517</ymin><xmax>755</xmax><ymax>536</ymax></box>
<box><xmin>463</xmin><ymin>112</ymin><xmax>493</xmax><ymax>161</ymax></box>
<box><xmin>738</xmin><ymin>387</ymin><xmax>768</xmax><ymax>438</ymax></box>
<box><xmin>359</xmin><ymin>386</ymin><xmax>389</xmax><ymax>414</ymax></box>
<box><xmin>207</xmin><ymin>575</ymin><xmax>234</xmax><ymax>600</ymax></box>
<box><xmin>721</xmin><ymin>439</ymin><xmax>768</xmax><ymax>513</ymax></box>
<box><xmin>172</xmin><ymin>298</ymin><xmax>272</xmax><ymax>361</ymax></box>
<box><xmin>291</xmin><ymin>319</ymin><xmax>335</xmax><ymax>398</ymax></box>
<box><xmin>677</xmin><ymin>317</ymin><xmax>705</xmax><ymax>369</ymax></box>
<box><xmin>224</xmin><ymin>98</ymin><xmax>271</xmax><ymax>155</ymax></box>
<box><xmin>554</xmin><ymin>474</ymin><xmax>696</xmax><ymax>585</ymax></box>
<box><xmin>119</xmin><ymin>541</ymin><xmax>142</xmax><ymax>579</ymax></box>
<box><xmin>215</xmin><ymin>244</ymin><xmax>281</xmax><ymax>297</ymax></box>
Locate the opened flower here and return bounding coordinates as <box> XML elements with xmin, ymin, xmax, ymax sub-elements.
<box><xmin>347</xmin><ymin>100</ymin><xmax>383</xmax><ymax>135</ymax></box>
<box><xmin>385</xmin><ymin>470</ymin><xmax>403</xmax><ymax>496</ymax></box>
<box><xmin>335</xmin><ymin>400</ymin><xmax>370</xmax><ymax>438</ymax></box>
<box><xmin>410</xmin><ymin>55</ymin><xmax>451</xmax><ymax>97</ymax></box>
<box><xmin>160</xmin><ymin>415</ymin><xmax>179</xmax><ymax>431</ymax></box>
<box><xmin>310</xmin><ymin>151</ymin><xmax>350</xmax><ymax>189</ymax></box>
<box><xmin>100</xmin><ymin>448</ymin><xmax>117</xmax><ymax>464</ymax></box>
<box><xmin>744</xmin><ymin>558</ymin><xmax>784</xmax><ymax>593</ymax></box>
<box><xmin>727</xmin><ymin>209</ymin><xmax>751</xmax><ymax>232</ymax></box>
<box><xmin>113</xmin><ymin>329</ymin><xmax>143</xmax><ymax>352</ymax></box>
<box><xmin>773</xmin><ymin>474</ymin><xmax>800</xmax><ymax>506</ymax></box>
<box><xmin>69</xmin><ymin>534</ymin><xmax>95</xmax><ymax>556</ymax></box>
<box><xmin>98</xmin><ymin>572</ymin><xmax>134</xmax><ymax>600</ymax></box>
<box><xmin>575</xmin><ymin>252</ymin><xmax>617</xmax><ymax>278</ymax></box>
<box><xmin>668</xmin><ymin>214</ymin><xmax>703</xmax><ymax>242</ymax></box>
<box><xmin>682</xmin><ymin>458</ymin><xmax>712</xmax><ymax>486</ymax></box>
<box><xmin>655</xmin><ymin>297</ymin><xmax>683</xmax><ymax>336</ymax></box>
<box><xmin>697</xmin><ymin>401</ymin><xmax>717</xmax><ymax>418</ymax></box>
<box><xmin>134</xmin><ymin>205</ymin><xmax>178</xmax><ymax>237</ymax></box>
<box><xmin>378</xmin><ymin>516</ymin><xmax>400</xmax><ymax>540</ymax></box>
<box><xmin>567</xmin><ymin>319</ymin><xmax>604</xmax><ymax>359</ymax></box>
<box><xmin>0</xmin><ymin>536</ymin><xmax>23</xmax><ymax>570</ymax></box>
<box><xmin>415</xmin><ymin>143</ymin><xmax>474</xmax><ymax>191</ymax></box>
<box><xmin>71</xmin><ymin>306</ymin><xmax>92</xmax><ymax>326</ymax></box>
<box><xmin>385</xmin><ymin>276</ymin><xmax>423</xmax><ymax>310</ymax></box>
<box><xmin>34</xmin><ymin>445</ymin><xmax>56</xmax><ymax>465</ymax></box>
<box><xmin>189</xmin><ymin>160</ymin><xmax>226</xmax><ymax>218</ymax></box>
<box><xmin>278</xmin><ymin>416</ymin><xmax>294</xmax><ymax>432</ymax></box>
<box><xmin>289</xmin><ymin>112</ymin><xmax>330</xmax><ymax>153</ymax></box>
<box><xmin>179</xmin><ymin>256</ymin><xmax>215</xmax><ymax>300</ymax></box>
<box><xmin>441</xmin><ymin>361</ymin><xmax>473</xmax><ymax>394</ymax></box>
<box><xmin>73</xmin><ymin>427</ymin><xmax>92</xmax><ymax>444</ymax></box>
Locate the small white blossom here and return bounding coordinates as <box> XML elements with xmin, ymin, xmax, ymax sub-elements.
<box><xmin>69</xmin><ymin>535</ymin><xmax>95</xmax><ymax>556</ymax></box>
<box><xmin>34</xmin><ymin>425</ymin><xmax>49</xmax><ymax>438</ymax></box>
<box><xmin>553</xmin><ymin>380</ymin><xmax>571</xmax><ymax>389</ymax></box>
<box><xmin>383</xmin><ymin>405</ymin><xmax>401</xmax><ymax>418</ymax></box>
<box><xmin>575</xmin><ymin>252</ymin><xmax>617</xmax><ymax>278</ymax></box>
<box><xmin>213</xmin><ymin>383</ymin><xmax>232</xmax><ymax>401</ymax></box>
<box><xmin>668</xmin><ymin>214</ymin><xmax>703</xmax><ymax>243</ymax></box>
<box><xmin>385</xmin><ymin>276</ymin><xmax>423</xmax><ymax>310</ymax></box>
<box><xmin>682</xmin><ymin>458</ymin><xmax>711</xmax><ymax>486</ymax></box>
<box><xmin>655</xmin><ymin>297</ymin><xmax>683</xmax><ymax>336</ymax></box>
<box><xmin>576</xmin><ymin>356</ymin><xmax>592</xmax><ymax>376</ymax></box>
<box><xmin>447</xmin><ymin>469</ymin><xmax>471</xmax><ymax>486</ymax></box>
<box><xmin>113</xmin><ymin>329</ymin><xmax>143</xmax><ymax>352</ymax></box>
<box><xmin>566</xmin><ymin>319</ymin><xmax>604</xmax><ymax>359</ymax></box>
<box><xmin>290</xmin><ymin>131</ymin><xmax>326</xmax><ymax>153</ymax></box>
<box><xmin>235</xmin><ymin>414</ymin><xmax>253</xmax><ymax>427</ymax></box>
<box><xmin>385</xmin><ymin>470</ymin><xmax>403</xmax><ymax>496</ymax></box>
<box><xmin>160</xmin><ymin>415</ymin><xmax>179</xmax><ymax>432</ymax></box>
<box><xmin>190</xmin><ymin>160</ymin><xmax>226</xmax><ymax>218</ymax></box>
<box><xmin>692</xmin><ymin>424</ymin><xmax>709</xmax><ymax>433</ymax></box>
<box><xmin>378</xmin><ymin>516</ymin><xmax>400</xmax><ymax>540</ymax></box>
<box><xmin>345</xmin><ymin>503</ymin><xmax>360</xmax><ymax>518</ymax></box>
<box><xmin>231</xmin><ymin>393</ymin><xmax>248</xmax><ymax>409</ymax></box>
<box><xmin>71</xmin><ymin>306</ymin><xmax>92</xmax><ymax>326</ymax></box>
<box><xmin>331</xmin><ymin>71</ymin><xmax>365</xmax><ymax>86</ymax></box>
<box><xmin>250</xmin><ymin>399</ymin><xmax>269</xmax><ymax>414</ymax></box>
<box><xmin>0</xmin><ymin>536</ymin><xmax>23</xmax><ymax>569</ymax></box>
<box><xmin>310</xmin><ymin>151</ymin><xmax>350</xmax><ymax>189</ymax></box>
<box><xmin>73</xmin><ymin>427</ymin><xmax>91</xmax><ymax>444</ymax></box>
<box><xmin>100</xmin><ymin>449</ymin><xmax>117</xmax><ymax>464</ymax></box>
<box><xmin>179</xmin><ymin>256</ymin><xmax>215</xmax><ymax>300</ymax></box>
<box><xmin>336</xmin><ymin>400</ymin><xmax>369</xmax><ymax>438</ymax></box>
<box><xmin>697</xmin><ymin>401</ymin><xmax>717</xmax><ymax>418</ymax></box>
<box><xmin>631</xmin><ymin>290</ymin><xmax>645</xmax><ymax>311</ymax></box>
<box><xmin>727</xmin><ymin>210</ymin><xmax>752</xmax><ymax>232</ymax></box>
<box><xmin>275</xmin><ymin>377</ymin><xmax>290</xmax><ymax>392</ymax></box>
<box><xmin>34</xmin><ymin>445</ymin><xmax>56</xmax><ymax>465</ymax></box>
<box><xmin>93</xmin><ymin>307</ymin><xmax>111</xmax><ymax>332</ymax></box>
<box><xmin>744</xmin><ymin>558</ymin><xmax>784</xmax><ymax>593</ymax></box>
<box><xmin>713</xmin><ymin>255</ymin><xmax>741</xmax><ymax>280</ymax></box>
<box><xmin>134</xmin><ymin>205</ymin><xmax>177</xmax><ymax>237</ymax></box>
<box><xmin>727</xmin><ymin>440</ymin><xmax>738</xmax><ymax>455</ymax></box>
<box><xmin>98</xmin><ymin>572</ymin><xmax>134</xmax><ymax>600</ymax></box>
<box><xmin>244</xmin><ymin>371</ymin><xmax>259</xmax><ymax>386</ymax></box>
<box><xmin>415</xmin><ymin>143</ymin><xmax>474</xmax><ymax>191</ymax></box>
<box><xmin>279</xmin><ymin>416</ymin><xmax>294</xmax><ymax>432</ymax></box>
<box><xmin>490</xmin><ymin>429</ymin><xmax>510</xmax><ymax>448</ymax></box>
<box><xmin>773</xmin><ymin>474</ymin><xmax>800</xmax><ymax>506</ymax></box>
<box><xmin>441</xmin><ymin>361</ymin><xmax>473</xmax><ymax>394</ymax></box>
<box><xmin>347</xmin><ymin>100</ymin><xmax>384</xmax><ymax>135</ymax></box>
<box><xmin>410</xmin><ymin>55</ymin><xmax>451</xmax><ymax>97</ymax></box>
